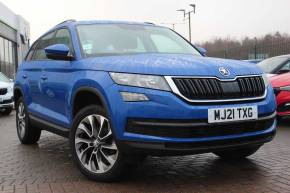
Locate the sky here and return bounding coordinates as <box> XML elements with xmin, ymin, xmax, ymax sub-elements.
<box><xmin>1</xmin><ymin>0</ymin><xmax>290</xmax><ymax>43</ymax></box>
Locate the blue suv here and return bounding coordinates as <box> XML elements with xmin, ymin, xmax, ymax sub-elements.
<box><xmin>14</xmin><ymin>20</ymin><xmax>276</xmax><ymax>181</ymax></box>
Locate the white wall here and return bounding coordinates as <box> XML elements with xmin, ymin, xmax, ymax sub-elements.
<box><xmin>0</xmin><ymin>2</ymin><xmax>18</xmax><ymax>29</ymax></box>
<box><xmin>0</xmin><ymin>1</ymin><xmax>30</xmax><ymax>74</ymax></box>
<box><xmin>16</xmin><ymin>16</ymin><xmax>30</xmax><ymax>61</ymax></box>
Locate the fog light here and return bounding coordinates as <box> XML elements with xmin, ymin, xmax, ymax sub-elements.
<box><xmin>120</xmin><ymin>92</ymin><xmax>149</xmax><ymax>102</ymax></box>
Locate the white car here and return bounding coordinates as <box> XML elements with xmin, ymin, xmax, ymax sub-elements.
<box><xmin>0</xmin><ymin>72</ymin><xmax>14</xmax><ymax>115</ymax></box>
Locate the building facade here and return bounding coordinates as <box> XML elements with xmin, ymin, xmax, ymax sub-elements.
<box><xmin>0</xmin><ymin>2</ymin><xmax>30</xmax><ymax>79</ymax></box>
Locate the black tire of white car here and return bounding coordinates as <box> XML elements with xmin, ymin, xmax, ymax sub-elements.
<box><xmin>1</xmin><ymin>107</ymin><xmax>12</xmax><ymax>115</ymax></box>
<box><xmin>16</xmin><ymin>97</ymin><xmax>41</xmax><ymax>144</ymax></box>
<box><xmin>70</xmin><ymin>105</ymin><xmax>126</xmax><ymax>182</ymax></box>
<box><xmin>213</xmin><ymin>146</ymin><xmax>261</xmax><ymax>159</ymax></box>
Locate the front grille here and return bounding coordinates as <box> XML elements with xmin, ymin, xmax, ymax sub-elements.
<box><xmin>0</xmin><ymin>99</ymin><xmax>13</xmax><ymax>104</ymax></box>
<box><xmin>0</xmin><ymin>88</ymin><xmax>7</xmax><ymax>95</ymax></box>
<box><xmin>127</xmin><ymin>116</ymin><xmax>275</xmax><ymax>139</ymax></box>
<box><xmin>172</xmin><ymin>76</ymin><xmax>265</xmax><ymax>101</ymax></box>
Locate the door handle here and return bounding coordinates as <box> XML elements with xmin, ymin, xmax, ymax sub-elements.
<box><xmin>22</xmin><ymin>74</ymin><xmax>27</xmax><ymax>79</ymax></box>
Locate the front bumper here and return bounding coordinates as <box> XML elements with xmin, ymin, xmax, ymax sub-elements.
<box><xmin>0</xmin><ymin>98</ymin><xmax>13</xmax><ymax>109</ymax></box>
<box><xmin>275</xmin><ymin>90</ymin><xmax>290</xmax><ymax>116</ymax></box>
<box><xmin>0</xmin><ymin>89</ymin><xmax>14</xmax><ymax>109</ymax></box>
<box><xmin>126</xmin><ymin>112</ymin><xmax>275</xmax><ymax>137</ymax></box>
<box><xmin>104</xmin><ymin>84</ymin><xmax>276</xmax><ymax>155</ymax></box>
<box><xmin>119</xmin><ymin>128</ymin><xmax>275</xmax><ymax>156</ymax></box>
<box><xmin>119</xmin><ymin>112</ymin><xmax>276</xmax><ymax>155</ymax></box>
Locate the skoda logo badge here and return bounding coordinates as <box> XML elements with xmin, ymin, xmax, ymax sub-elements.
<box><xmin>219</xmin><ymin>67</ymin><xmax>230</xmax><ymax>77</ymax></box>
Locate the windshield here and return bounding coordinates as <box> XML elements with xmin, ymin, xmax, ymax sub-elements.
<box><xmin>0</xmin><ymin>72</ymin><xmax>9</xmax><ymax>82</ymax></box>
<box><xmin>77</xmin><ymin>24</ymin><xmax>201</xmax><ymax>57</ymax></box>
<box><xmin>258</xmin><ymin>57</ymin><xmax>287</xmax><ymax>73</ymax></box>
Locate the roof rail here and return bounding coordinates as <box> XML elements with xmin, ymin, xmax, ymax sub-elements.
<box><xmin>55</xmin><ymin>19</ymin><xmax>76</xmax><ymax>26</ymax></box>
<box><xmin>144</xmin><ymin>22</ymin><xmax>155</xmax><ymax>25</ymax></box>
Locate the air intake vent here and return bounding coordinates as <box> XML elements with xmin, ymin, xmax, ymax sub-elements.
<box><xmin>0</xmin><ymin>88</ymin><xmax>7</xmax><ymax>95</ymax></box>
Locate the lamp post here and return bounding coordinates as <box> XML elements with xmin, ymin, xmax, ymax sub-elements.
<box><xmin>177</xmin><ymin>4</ymin><xmax>196</xmax><ymax>42</ymax></box>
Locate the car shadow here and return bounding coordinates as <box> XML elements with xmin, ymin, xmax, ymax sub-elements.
<box><xmin>277</xmin><ymin>117</ymin><xmax>290</xmax><ymax>127</ymax></box>
<box><xmin>121</xmin><ymin>155</ymin><xmax>263</xmax><ymax>184</ymax></box>
<box><xmin>0</xmin><ymin>111</ymin><xmax>14</xmax><ymax>118</ymax></box>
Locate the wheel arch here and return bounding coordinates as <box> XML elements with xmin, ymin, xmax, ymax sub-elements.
<box><xmin>13</xmin><ymin>86</ymin><xmax>24</xmax><ymax>105</ymax></box>
<box><xmin>71</xmin><ymin>86</ymin><xmax>110</xmax><ymax>119</ymax></box>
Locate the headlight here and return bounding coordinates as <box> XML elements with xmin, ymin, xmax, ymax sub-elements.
<box><xmin>278</xmin><ymin>85</ymin><xmax>290</xmax><ymax>92</ymax></box>
<box><xmin>110</xmin><ymin>72</ymin><xmax>171</xmax><ymax>91</ymax></box>
<box><xmin>262</xmin><ymin>74</ymin><xmax>270</xmax><ymax>87</ymax></box>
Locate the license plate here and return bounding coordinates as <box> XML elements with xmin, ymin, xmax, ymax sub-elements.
<box><xmin>208</xmin><ymin>106</ymin><xmax>258</xmax><ymax>123</ymax></box>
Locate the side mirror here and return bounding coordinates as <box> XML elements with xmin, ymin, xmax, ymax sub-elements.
<box><xmin>197</xmin><ymin>46</ymin><xmax>207</xmax><ymax>56</ymax></box>
<box><xmin>44</xmin><ymin>44</ymin><xmax>74</xmax><ymax>61</ymax></box>
<box><xmin>9</xmin><ymin>79</ymin><xmax>13</xmax><ymax>82</ymax></box>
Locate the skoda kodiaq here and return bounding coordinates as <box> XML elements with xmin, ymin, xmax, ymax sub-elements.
<box><xmin>14</xmin><ymin>20</ymin><xmax>276</xmax><ymax>181</ymax></box>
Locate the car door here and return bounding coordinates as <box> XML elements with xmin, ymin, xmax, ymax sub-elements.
<box><xmin>21</xmin><ymin>32</ymin><xmax>55</xmax><ymax>115</ymax></box>
<box><xmin>38</xmin><ymin>28</ymin><xmax>75</xmax><ymax>127</ymax></box>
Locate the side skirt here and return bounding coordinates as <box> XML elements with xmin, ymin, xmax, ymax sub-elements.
<box><xmin>29</xmin><ymin>114</ymin><xmax>70</xmax><ymax>138</ymax></box>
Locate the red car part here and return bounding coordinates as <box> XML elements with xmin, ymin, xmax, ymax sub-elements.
<box><xmin>271</xmin><ymin>73</ymin><xmax>290</xmax><ymax>117</ymax></box>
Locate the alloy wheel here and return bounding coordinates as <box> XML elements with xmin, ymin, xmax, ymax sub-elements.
<box><xmin>17</xmin><ymin>102</ymin><xmax>26</xmax><ymax>139</ymax></box>
<box><xmin>75</xmin><ymin>114</ymin><xmax>118</xmax><ymax>174</ymax></box>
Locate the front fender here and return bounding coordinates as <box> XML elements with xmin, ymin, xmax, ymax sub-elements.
<box><xmin>68</xmin><ymin>70</ymin><xmax>114</xmax><ymax>124</ymax></box>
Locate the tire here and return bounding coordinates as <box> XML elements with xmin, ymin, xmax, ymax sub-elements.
<box><xmin>16</xmin><ymin>97</ymin><xmax>41</xmax><ymax>144</ymax></box>
<box><xmin>213</xmin><ymin>146</ymin><xmax>261</xmax><ymax>160</ymax></box>
<box><xmin>276</xmin><ymin>116</ymin><xmax>282</xmax><ymax>122</ymax></box>
<box><xmin>70</xmin><ymin>105</ymin><xmax>126</xmax><ymax>182</ymax></box>
<box><xmin>1</xmin><ymin>107</ymin><xmax>12</xmax><ymax>115</ymax></box>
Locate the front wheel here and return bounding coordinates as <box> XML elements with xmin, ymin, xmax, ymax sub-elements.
<box><xmin>213</xmin><ymin>146</ymin><xmax>261</xmax><ymax>160</ymax></box>
<box><xmin>70</xmin><ymin>105</ymin><xmax>126</xmax><ymax>182</ymax></box>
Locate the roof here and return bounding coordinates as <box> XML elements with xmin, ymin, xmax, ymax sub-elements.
<box><xmin>271</xmin><ymin>54</ymin><xmax>290</xmax><ymax>59</ymax></box>
<box><xmin>38</xmin><ymin>19</ymin><xmax>161</xmax><ymax>44</ymax></box>
<box><xmin>54</xmin><ymin>19</ymin><xmax>156</xmax><ymax>29</ymax></box>
<box><xmin>77</xmin><ymin>20</ymin><xmax>155</xmax><ymax>25</ymax></box>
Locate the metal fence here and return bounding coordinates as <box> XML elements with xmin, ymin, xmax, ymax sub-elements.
<box><xmin>207</xmin><ymin>40</ymin><xmax>290</xmax><ymax>60</ymax></box>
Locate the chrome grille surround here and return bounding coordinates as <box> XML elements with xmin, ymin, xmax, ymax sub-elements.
<box><xmin>164</xmin><ymin>75</ymin><xmax>267</xmax><ymax>103</ymax></box>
